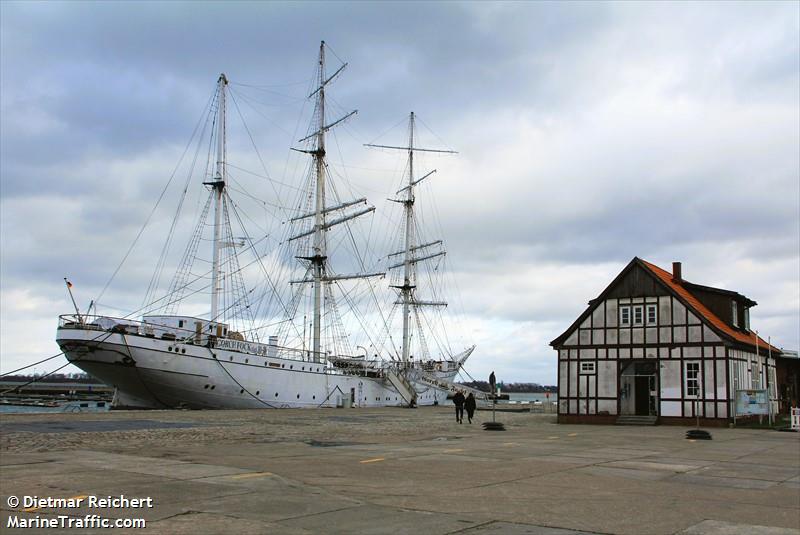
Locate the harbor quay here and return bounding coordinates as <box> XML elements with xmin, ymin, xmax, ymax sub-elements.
<box><xmin>1</xmin><ymin>407</ymin><xmax>798</xmax><ymax>534</ymax></box>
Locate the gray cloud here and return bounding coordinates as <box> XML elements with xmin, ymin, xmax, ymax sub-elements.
<box><xmin>1</xmin><ymin>1</ymin><xmax>797</xmax><ymax>383</ymax></box>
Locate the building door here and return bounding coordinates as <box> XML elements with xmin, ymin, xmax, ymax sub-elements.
<box><xmin>635</xmin><ymin>376</ymin><xmax>650</xmax><ymax>415</ymax></box>
<box><xmin>620</xmin><ymin>361</ymin><xmax>659</xmax><ymax>416</ymax></box>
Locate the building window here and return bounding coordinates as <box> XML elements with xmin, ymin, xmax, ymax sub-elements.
<box><xmin>580</xmin><ymin>362</ymin><xmax>596</xmax><ymax>374</ymax></box>
<box><xmin>744</xmin><ymin>308</ymin><xmax>750</xmax><ymax>331</ymax></box>
<box><xmin>685</xmin><ymin>362</ymin><xmax>700</xmax><ymax>397</ymax></box>
<box><xmin>731</xmin><ymin>301</ymin><xmax>739</xmax><ymax>327</ymax></box>
<box><xmin>178</xmin><ymin>320</ymin><xmax>184</xmax><ymax>328</ymax></box>
<box><xmin>633</xmin><ymin>305</ymin><xmax>643</xmax><ymax>326</ymax></box>
<box><xmin>620</xmin><ymin>306</ymin><xmax>631</xmax><ymax>326</ymax></box>
<box><xmin>646</xmin><ymin>304</ymin><xmax>657</xmax><ymax>325</ymax></box>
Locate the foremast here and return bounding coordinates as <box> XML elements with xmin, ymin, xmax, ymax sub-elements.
<box><xmin>367</xmin><ymin>112</ymin><xmax>456</xmax><ymax>364</ymax></box>
<box><xmin>209</xmin><ymin>73</ymin><xmax>228</xmax><ymax>322</ymax></box>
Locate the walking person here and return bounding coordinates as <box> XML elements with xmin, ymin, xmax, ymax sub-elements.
<box><xmin>464</xmin><ymin>392</ymin><xmax>476</xmax><ymax>424</ymax></box>
<box><xmin>453</xmin><ymin>390</ymin><xmax>465</xmax><ymax>423</ymax></box>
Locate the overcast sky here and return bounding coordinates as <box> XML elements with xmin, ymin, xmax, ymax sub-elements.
<box><xmin>1</xmin><ymin>1</ymin><xmax>798</xmax><ymax>385</ymax></box>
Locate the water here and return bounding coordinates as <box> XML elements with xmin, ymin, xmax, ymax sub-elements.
<box><xmin>504</xmin><ymin>393</ymin><xmax>557</xmax><ymax>403</ymax></box>
<box><xmin>0</xmin><ymin>400</ymin><xmax>111</xmax><ymax>414</ymax></box>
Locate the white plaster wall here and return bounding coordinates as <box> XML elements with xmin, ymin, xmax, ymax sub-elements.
<box><xmin>661</xmin><ymin>400</ymin><xmax>681</xmax><ymax>416</ymax></box>
<box><xmin>606</xmin><ymin>299</ymin><xmax>618</xmax><ymax>327</ymax></box>
<box><xmin>672</xmin><ymin>300</ymin><xmax>686</xmax><ymax>324</ymax></box>
<box><xmin>703</xmin><ymin>326</ymin><xmax>720</xmax><ymax>342</ymax></box>
<box><xmin>674</xmin><ymin>326</ymin><xmax>686</xmax><ymax>343</ymax></box>
<box><xmin>688</xmin><ymin>326</ymin><xmax>702</xmax><ymax>343</ymax></box>
<box><xmin>592</xmin><ymin>305</ymin><xmax>605</xmax><ymax>327</ymax></box>
<box><xmin>598</xmin><ymin>361</ymin><xmax>617</xmax><ymax>397</ymax></box>
<box><xmin>704</xmin><ymin>360</ymin><xmax>715</xmax><ymax>398</ymax></box>
<box><xmin>658</xmin><ymin>296</ymin><xmax>671</xmax><ymax>324</ymax></box>
<box><xmin>659</xmin><ymin>327</ymin><xmax>672</xmax><ymax>344</ymax></box>
<box><xmin>598</xmin><ymin>399</ymin><xmax>616</xmax><ymax>415</ymax></box>
<box><xmin>569</xmin><ymin>361</ymin><xmax>577</xmax><ymax>397</ymax></box>
<box><xmin>660</xmin><ymin>361</ymin><xmax>681</xmax><ymax>398</ymax></box>
<box><xmin>620</xmin><ymin>329</ymin><xmax>630</xmax><ymax>344</ymax></box>
<box><xmin>606</xmin><ymin>329</ymin><xmax>618</xmax><ymax>344</ymax></box>
<box><xmin>632</xmin><ymin>328</ymin><xmax>644</xmax><ymax>344</ymax></box>
<box><xmin>716</xmin><ymin>359</ymin><xmax>727</xmax><ymax>400</ymax></box>
<box><xmin>579</xmin><ymin>330</ymin><xmax>590</xmax><ymax>345</ymax></box>
<box><xmin>592</xmin><ymin>329</ymin><xmax>604</xmax><ymax>344</ymax></box>
<box><xmin>564</xmin><ymin>331</ymin><xmax>578</xmax><ymax>346</ymax></box>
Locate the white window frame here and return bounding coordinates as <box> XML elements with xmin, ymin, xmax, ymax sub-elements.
<box><xmin>579</xmin><ymin>361</ymin><xmax>596</xmax><ymax>375</ymax></box>
<box><xmin>646</xmin><ymin>304</ymin><xmax>657</xmax><ymax>325</ymax></box>
<box><xmin>620</xmin><ymin>306</ymin><xmax>631</xmax><ymax>326</ymax></box>
<box><xmin>633</xmin><ymin>305</ymin><xmax>644</xmax><ymax>326</ymax></box>
<box><xmin>732</xmin><ymin>301</ymin><xmax>739</xmax><ymax>328</ymax></box>
<box><xmin>744</xmin><ymin>307</ymin><xmax>750</xmax><ymax>331</ymax></box>
<box><xmin>685</xmin><ymin>361</ymin><xmax>701</xmax><ymax>398</ymax></box>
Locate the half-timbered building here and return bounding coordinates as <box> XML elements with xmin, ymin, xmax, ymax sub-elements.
<box><xmin>550</xmin><ymin>258</ymin><xmax>781</xmax><ymax>426</ymax></box>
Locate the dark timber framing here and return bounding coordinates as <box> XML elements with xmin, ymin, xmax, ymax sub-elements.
<box><xmin>551</xmin><ymin>258</ymin><xmax>781</xmax><ymax>426</ymax></box>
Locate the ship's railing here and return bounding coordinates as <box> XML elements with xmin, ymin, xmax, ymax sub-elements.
<box><xmin>59</xmin><ymin>314</ymin><xmax>199</xmax><ymax>340</ymax></box>
<box><xmin>59</xmin><ymin>314</ymin><xmax>462</xmax><ymax>373</ymax></box>
<box><xmin>58</xmin><ymin>314</ymin><xmax>359</xmax><ymax>366</ymax></box>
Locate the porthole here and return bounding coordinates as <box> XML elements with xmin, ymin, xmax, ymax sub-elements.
<box><xmin>275</xmin><ymin>393</ymin><xmax>278</xmax><ymax>397</ymax></box>
<box><xmin>302</xmin><ymin>367</ymin><xmax>305</xmax><ymax>370</ymax></box>
<box><xmin>210</xmin><ymin>385</ymin><xmax>215</xmax><ymax>390</ymax></box>
<box><xmin>296</xmin><ymin>394</ymin><xmax>300</xmax><ymax>399</ymax></box>
<box><xmin>240</xmin><ymin>389</ymin><xmax>244</xmax><ymax>394</ymax></box>
<box><xmin>312</xmin><ymin>395</ymin><xmax>316</xmax><ymax>400</ymax></box>
<box><xmin>256</xmin><ymin>390</ymin><xmax>260</xmax><ymax>396</ymax></box>
<box><xmin>229</xmin><ymin>356</ymin><xmax>233</xmax><ymax>361</ymax></box>
<box><xmin>245</xmin><ymin>359</ymin><xmax>249</xmax><ymax>364</ymax></box>
<box><xmin>281</xmin><ymin>364</ymin><xmax>285</xmax><ymax>368</ymax></box>
<box><xmin>168</xmin><ymin>346</ymin><xmax>172</xmax><ymax>351</ymax></box>
<box><xmin>290</xmin><ymin>365</ymin><xmax>293</xmax><ymax>369</ymax></box>
<box><xmin>204</xmin><ymin>384</ymin><xmax>209</xmax><ymax>389</ymax></box>
<box><xmin>181</xmin><ymin>348</ymin><xmax>186</xmax><ymax>354</ymax></box>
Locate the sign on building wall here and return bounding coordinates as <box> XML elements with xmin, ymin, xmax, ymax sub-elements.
<box><xmin>735</xmin><ymin>389</ymin><xmax>769</xmax><ymax>416</ymax></box>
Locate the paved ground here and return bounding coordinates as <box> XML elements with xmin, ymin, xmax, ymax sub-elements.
<box><xmin>0</xmin><ymin>407</ymin><xmax>798</xmax><ymax>534</ymax></box>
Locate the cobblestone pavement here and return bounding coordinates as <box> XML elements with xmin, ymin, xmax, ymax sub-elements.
<box><xmin>1</xmin><ymin>407</ymin><xmax>798</xmax><ymax>534</ymax></box>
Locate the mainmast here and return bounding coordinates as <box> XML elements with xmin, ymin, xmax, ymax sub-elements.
<box><xmin>311</xmin><ymin>42</ymin><xmax>327</xmax><ymax>364</ymax></box>
<box><xmin>366</xmin><ymin>112</ymin><xmax>456</xmax><ymax>363</ymax></box>
<box><xmin>289</xmin><ymin>41</ymin><xmax>380</xmax><ymax>363</ymax></box>
<box><xmin>209</xmin><ymin>73</ymin><xmax>228</xmax><ymax>322</ymax></box>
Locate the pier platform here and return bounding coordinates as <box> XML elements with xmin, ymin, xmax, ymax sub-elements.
<box><xmin>1</xmin><ymin>407</ymin><xmax>798</xmax><ymax>534</ymax></box>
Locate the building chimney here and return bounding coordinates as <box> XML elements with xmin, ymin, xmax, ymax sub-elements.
<box><xmin>672</xmin><ymin>262</ymin><xmax>682</xmax><ymax>282</ymax></box>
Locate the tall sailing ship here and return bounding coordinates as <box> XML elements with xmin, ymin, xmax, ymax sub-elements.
<box><xmin>56</xmin><ymin>42</ymin><xmax>475</xmax><ymax>409</ymax></box>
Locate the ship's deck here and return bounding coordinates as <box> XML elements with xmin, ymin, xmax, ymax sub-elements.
<box><xmin>1</xmin><ymin>407</ymin><xmax>798</xmax><ymax>534</ymax></box>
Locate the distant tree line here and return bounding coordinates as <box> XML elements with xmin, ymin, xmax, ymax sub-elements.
<box><xmin>460</xmin><ymin>381</ymin><xmax>556</xmax><ymax>393</ymax></box>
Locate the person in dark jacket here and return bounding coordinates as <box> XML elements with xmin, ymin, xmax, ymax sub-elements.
<box><xmin>452</xmin><ymin>390</ymin><xmax>466</xmax><ymax>423</ymax></box>
<box><xmin>464</xmin><ymin>392</ymin><xmax>476</xmax><ymax>423</ymax></box>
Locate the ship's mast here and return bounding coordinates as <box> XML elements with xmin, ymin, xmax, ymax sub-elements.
<box><xmin>312</xmin><ymin>43</ymin><xmax>327</xmax><ymax>363</ymax></box>
<box><xmin>210</xmin><ymin>73</ymin><xmax>228</xmax><ymax>322</ymax></box>
<box><xmin>400</xmin><ymin>114</ymin><xmax>416</xmax><ymax>363</ymax></box>
<box><xmin>289</xmin><ymin>41</ymin><xmax>380</xmax><ymax>363</ymax></box>
<box><xmin>366</xmin><ymin>113</ymin><xmax>455</xmax><ymax>363</ymax></box>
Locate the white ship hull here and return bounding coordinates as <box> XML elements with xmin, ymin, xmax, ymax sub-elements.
<box><xmin>57</xmin><ymin>325</ymin><xmax>457</xmax><ymax>410</ymax></box>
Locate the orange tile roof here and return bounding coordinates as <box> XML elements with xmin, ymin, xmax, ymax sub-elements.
<box><xmin>640</xmin><ymin>260</ymin><xmax>780</xmax><ymax>355</ymax></box>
